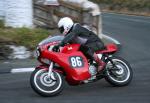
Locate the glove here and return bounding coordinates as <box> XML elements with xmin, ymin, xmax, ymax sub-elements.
<box><xmin>52</xmin><ymin>45</ymin><xmax>60</xmax><ymax>52</ymax></box>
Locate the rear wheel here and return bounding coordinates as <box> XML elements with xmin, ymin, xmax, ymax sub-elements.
<box><xmin>105</xmin><ymin>56</ymin><xmax>133</xmax><ymax>86</ymax></box>
<box><xmin>30</xmin><ymin>69</ymin><xmax>64</xmax><ymax>97</ymax></box>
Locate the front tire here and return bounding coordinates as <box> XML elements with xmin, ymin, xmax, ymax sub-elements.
<box><xmin>30</xmin><ymin>69</ymin><xmax>64</xmax><ymax>97</ymax></box>
<box><xmin>105</xmin><ymin>56</ymin><xmax>133</xmax><ymax>86</ymax></box>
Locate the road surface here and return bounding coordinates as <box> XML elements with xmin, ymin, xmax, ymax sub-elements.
<box><xmin>0</xmin><ymin>13</ymin><xmax>150</xmax><ymax>103</ymax></box>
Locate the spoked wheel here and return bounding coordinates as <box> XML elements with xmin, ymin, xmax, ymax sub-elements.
<box><xmin>30</xmin><ymin>69</ymin><xmax>64</xmax><ymax>97</ymax></box>
<box><xmin>105</xmin><ymin>56</ymin><xmax>133</xmax><ymax>86</ymax></box>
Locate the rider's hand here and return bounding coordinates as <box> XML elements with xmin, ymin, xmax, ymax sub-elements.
<box><xmin>52</xmin><ymin>45</ymin><xmax>60</xmax><ymax>52</ymax></box>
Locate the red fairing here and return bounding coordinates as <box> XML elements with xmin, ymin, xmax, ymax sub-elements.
<box><xmin>96</xmin><ymin>43</ymin><xmax>118</xmax><ymax>54</ymax></box>
<box><xmin>39</xmin><ymin>43</ymin><xmax>91</xmax><ymax>85</ymax></box>
<box><xmin>61</xmin><ymin>44</ymin><xmax>81</xmax><ymax>54</ymax></box>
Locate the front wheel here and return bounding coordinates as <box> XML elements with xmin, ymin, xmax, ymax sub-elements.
<box><xmin>105</xmin><ymin>56</ymin><xmax>133</xmax><ymax>86</ymax></box>
<box><xmin>30</xmin><ymin>69</ymin><xmax>64</xmax><ymax>97</ymax></box>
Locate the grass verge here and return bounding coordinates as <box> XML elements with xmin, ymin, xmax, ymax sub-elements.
<box><xmin>0</xmin><ymin>26</ymin><xmax>50</xmax><ymax>50</ymax></box>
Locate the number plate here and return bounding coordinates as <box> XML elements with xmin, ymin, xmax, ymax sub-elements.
<box><xmin>69</xmin><ymin>56</ymin><xmax>84</xmax><ymax>68</ymax></box>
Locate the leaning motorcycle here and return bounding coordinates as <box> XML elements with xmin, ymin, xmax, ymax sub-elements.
<box><xmin>30</xmin><ymin>35</ymin><xmax>133</xmax><ymax>97</ymax></box>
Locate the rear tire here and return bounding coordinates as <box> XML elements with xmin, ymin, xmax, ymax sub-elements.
<box><xmin>105</xmin><ymin>56</ymin><xmax>133</xmax><ymax>86</ymax></box>
<box><xmin>30</xmin><ymin>69</ymin><xmax>64</xmax><ymax>97</ymax></box>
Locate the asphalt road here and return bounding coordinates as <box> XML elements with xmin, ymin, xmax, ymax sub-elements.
<box><xmin>0</xmin><ymin>13</ymin><xmax>150</xmax><ymax>103</ymax></box>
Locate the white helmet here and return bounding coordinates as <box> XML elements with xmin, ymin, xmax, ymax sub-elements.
<box><xmin>58</xmin><ymin>17</ymin><xmax>74</xmax><ymax>35</ymax></box>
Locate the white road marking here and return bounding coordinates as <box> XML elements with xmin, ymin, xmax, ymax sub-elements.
<box><xmin>116</xmin><ymin>17</ymin><xmax>150</xmax><ymax>24</ymax></box>
<box><xmin>103</xmin><ymin>12</ymin><xmax>150</xmax><ymax>19</ymax></box>
<box><xmin>11</xmin><ymin>67</ymin><xmax>35</xmax><ymax>73</ymax></box>
<box><xmin>103</xmin><ymin>13</ymin><xmax>150</xmax><ymax>24</ymax></box>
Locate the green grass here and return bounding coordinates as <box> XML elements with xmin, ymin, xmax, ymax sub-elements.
<box><xmin>0</xmin><ymin>20</ymin><xmax>4</xmax><ymax>28</ymax></box>
<box><xmin>0</xmin><ymin>27</ymin><xmax>50</xmax><ymax>50</ymax></box>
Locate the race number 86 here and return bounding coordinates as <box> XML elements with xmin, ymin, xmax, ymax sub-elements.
<box><xmin>69</xmin><ymin>56</ymin><xmax>84</xmax><ymax>68</ymax></box>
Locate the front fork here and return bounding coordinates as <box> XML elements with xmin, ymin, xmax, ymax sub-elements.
<box><xmin>104</xmin><ymin>55</ymin><xmax>120</xmax><ymax>71</ymax></box>
<box><xmin>102</xmin><ymin>54</ymin><xmax>114</xmax><ymax>66</ymax></box>
<box><xmin>47</xmin><ymin>62</ymin><xmax>56</xmax><ymax>80</ymax></box>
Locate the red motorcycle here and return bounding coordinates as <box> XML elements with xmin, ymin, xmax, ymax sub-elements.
<box><xmin>30</xmin><ymin>35</ymin><xmax>133</xmax><ymax>97</ymax></box>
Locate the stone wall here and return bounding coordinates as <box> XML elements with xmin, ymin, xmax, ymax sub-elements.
<box><xmin>33</xmin><ymin>0</ymin><xmax>102</xmax><ymax>38</ymax></box>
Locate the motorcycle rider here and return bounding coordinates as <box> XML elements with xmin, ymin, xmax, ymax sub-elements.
<box><xmin>53</xmin><ymin>17</ymin><xmax>106</xmax><ymax>72</ymax></box>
